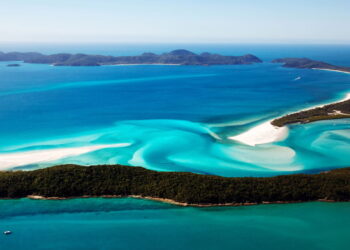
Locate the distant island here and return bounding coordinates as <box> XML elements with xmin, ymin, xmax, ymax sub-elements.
<box><xmin>0</xmin><ymin>49</ymin><xmax>262</xmax><ymax>66</ymax></box>
<box><xmin>0</xmin><ymin>164</ymin><xmax>349</xmax><ymax>206</ymax></box>
<box><xmin>6</xmin><ymin>63</ymin><xmax>20</xmax><ymax>67</ymax></box>
<box><xmin>272</xmin><ymin>57</ymin><xmax>350</xmax><ymax>74</ymax></box>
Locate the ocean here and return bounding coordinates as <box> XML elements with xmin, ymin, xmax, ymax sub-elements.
<box><xmin>0</xmin><ymin>43</ymin><xmax>350</xmax><ymax>249</ymax></box>
<box><xmin>0</xmin><ymin>44</ymin><xmax>350</xmax><ymax>176</ymax></box>
<box><xmin>1</xmin><ymin>198</ymin><xmax>349</xmax><ymax>250</ymax></box>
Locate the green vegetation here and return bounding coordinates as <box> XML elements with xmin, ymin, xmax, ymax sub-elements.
<box><xmin>272</xmin><ymin>99</ymin><xmax>350</xmax><ymax>127</ymax></box>
<box><xmin>0</xmin><ymin>164</ymin><xmax>349</xmax><ymax>205</ymax></box>
<box><xmin>0</xmin><ymin>50</ymin><xmax>262</xmax><ymax>66</ymax></box>
<box><xmin>272</xmin><ymin>57</ymin><xmax>350</xmax><ymax>73</ymax></box>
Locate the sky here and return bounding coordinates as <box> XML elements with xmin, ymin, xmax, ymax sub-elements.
<box><xmin>0</xmin><ymin>0</ymin><xmax>349</xmax><ymax>44</ymax></box>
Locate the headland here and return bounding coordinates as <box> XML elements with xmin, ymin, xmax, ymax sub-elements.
<box><xmin>272</xmin><ymin>94</ymin><xmax>350</xmax><ymax>127</ymax></box>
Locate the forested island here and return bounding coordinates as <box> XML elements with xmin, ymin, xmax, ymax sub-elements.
<box><xmin>272</xmin><ymin>99</ymin><xmax>350</xmax><ymax>127</ymax></box>
<box><xmin>0</xmin><ymin>164</ymin><xmax>349</xmax><ymax>206</ymax></box>
<box><xmin>272</xmin><ymin>57</ymin><xmax>350</xmax><ymax>73</ymax></box>
<box><xmin>0</xmin><ymin>50</ymin><xmax>262</xmax><ymax>66</ymax></box>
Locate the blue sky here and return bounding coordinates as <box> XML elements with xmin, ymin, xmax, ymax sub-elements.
<box><xmin>1</xmin><ymin>0</ymin><xmax>349</xmax><ymax>44</ymax></box>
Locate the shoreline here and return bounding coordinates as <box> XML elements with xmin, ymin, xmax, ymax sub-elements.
<box><xmin>313</xmin><ymin>68</ymin><xmax>350</xmax><ymax>74</ymax></box>
<box><xmin>271</xmin><ymin>92</ymin><xmax>350</xmax><ymax>127</ymax></box>
<box><xmin>230</xmin><ymin>91</ymin><xmax>350</xmax><ymax>146</ymax></box>
<box><xmin>1</xmin><ymin>50</ymin><xmax>262</xmax><ymax>67</ymax></box>
<box><xmin>295</xmin><ymin>92</ymin><xmax>350</xmax><ymax>113</ymax></box>
<box><xmin>1</xmin><ymin>164</ymin><xmax>349</xmax><ymax>208</ymax></box>
<box><xmin>26</xmin><ymin>195</ymin><xmax>339</xmax><ymax>207</ymax></box>
<box><xmin>229</xmin><ymin>121</ymin><xmax>288</xmax><ymax>146</ymax></box>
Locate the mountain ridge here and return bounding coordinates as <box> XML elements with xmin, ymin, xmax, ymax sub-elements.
<box><xmin>0</xmin><ymin>49</ymin><xmax>262</xmax><ymax>66</ymax></box>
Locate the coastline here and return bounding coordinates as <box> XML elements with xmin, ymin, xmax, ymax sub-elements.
<box><xmin>26</xmin><ymin>194</ymin><xmax>338</xmax><ymax>208</ymax></box>
<box><xmin>230</xmin><ymin>91</ymin><xmax>350</xmax><ymax>146</ymax></box>
<box><xmin>0</xmin><ymin>50</ymin><xmax>262</xmax><ymax>67</ymax></box>
<box><xmin>271</xmin><ymin>92</ymin><xmax>350</xmax><ymax>127</ymax></box>
<box><xmin>229</xmin><ymin>121</ymin><xmax>288</xmax><ymax>146</ymax></box>
<box><xmin>1</xmin><ymin>164</ymin><xmax>349</xmax><ymax>207</ymax></box>
<box><xmin>313</xmin><ymin>68</ymin><xmax>350</xmax><ymax>74</ymax></box>
<box><xmin>295</xmin><ymin>92</ymin><xmax>350</xmax><ymax>112</ymax></box>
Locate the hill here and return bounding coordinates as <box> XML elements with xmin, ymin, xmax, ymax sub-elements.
<box><xmin>0</xmin><ymin>50</ymin><xmax>262</xmax><ymax>66</ymax></box>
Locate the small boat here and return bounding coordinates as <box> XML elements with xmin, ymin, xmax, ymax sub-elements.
<box><xmin>3</xmin><ymin>231</ymin><xmax>12</xmax><ymax>235</ymax></box>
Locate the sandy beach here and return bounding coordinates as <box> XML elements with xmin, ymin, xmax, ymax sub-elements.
<box><xmin>229</xmin><ymin>121</ymin><xmax>288</xmax><ymax>146</ymax></box>
<box><xmin>288</xmin><ymin>92</ymin><xmax>350</xmax><ymax>115</ymax></box>
<box><xmin>26</xmin><ymin>194</ymin><xmax>340</xmax><ymax>208</ymax></box>
<box><xmin>313</xmin><ymin>68</ymin><xmax>350</xmax><ymax>74</ymax></box>
<box><xmin>230</xmin><ymin>91</ymin><xmax>350</xmax><ymax>146</ymax></box>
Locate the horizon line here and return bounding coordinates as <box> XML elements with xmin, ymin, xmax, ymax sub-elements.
<box><xmin>0</xmin><ymin>40</ymin><xmax>350</xmax><ymax>46</ymax></box>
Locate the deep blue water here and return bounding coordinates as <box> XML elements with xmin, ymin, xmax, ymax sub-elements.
<box><xmin>1</xmin><ymin>44</ymin><xmax>350</xmax><ymax>176</ymax></box>
<box><xmin>1</xmin><ymin>44</ymin><xmax>350</xmax><ymax>249</ymax></box>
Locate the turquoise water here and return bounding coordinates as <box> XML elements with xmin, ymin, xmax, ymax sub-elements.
<box><xmin>0</xmin><ymin>198</ymin><xmax>349</xmax><ymax>250</ymax></box>
<box><xmin>1</xmin><ymin>44</ymin><xmax>350</xmax><ymax>176</ymax></box>
<box><xmin>1</xmin><ymin>44</ymin><xmax>350</xmax><ymax>249</ymax></box>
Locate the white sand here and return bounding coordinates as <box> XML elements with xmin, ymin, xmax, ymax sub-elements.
<box><xmin>0</xmin><ymin>143</ymin><xmax>131</xmax><ymax>170</ymax></box>
<box><xmin>230</xmin><ymin>92</ymin><xmax>350</xmax><ymax>147</ymax></box>
<box><xmin>297</xmin><ymin>92</ymin><xmax>350</xmax><ymax>113</ymax></box>
<box><xmin>313</xmin><ymin>68</ymin><xmax>350</xmax><ymax>74</ymax></box>
<box><xmin>229</xmin><ymin>121</ymin><xmax>288</xmax><ymax>146</ymax></box>
<box><xmin>341</xmin><ymin>93</ymin><xmax>350</xmax><ymax>101</ymax></box>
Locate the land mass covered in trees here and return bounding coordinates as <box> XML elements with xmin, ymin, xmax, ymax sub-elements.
<box><xmin>272</xmin><ymin>99</ymin><xmax>350</xmax><ymax>127</ymax></box>
<box><xmin>272</xmin><ymin>57</ymin><xmax>350</xmax><ymax>73</ymax></box>
<box><xmin>0</xmin><ymin>49</ymin><xmax>262</xmax><ymax>66</ymax></box>
<box><xmin>6</xmin><ymin>63</ymin><xmax>20</xmax><ymax>67</ymax></box>
<box><xmin>0</xmin><ymin>164</ymin><xmax>349</xmax><ymax>206</ymax></box>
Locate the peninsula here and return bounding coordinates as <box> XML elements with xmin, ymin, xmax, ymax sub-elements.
<box><xmin>0</xmin><ymin>50</ymin><xmax>262</xmax><ymax>66</ymax></box>
<box><xmin>272</xmin><ymin>97</ymin><xmax>350</xmax><ymax>127</ymax></box>
<box><xmin>272</xmin><ymin>57</ymin><xmax>350</xmax><ymax>74</ymax></box>
<box><xmin>0</xmin><ymin>164</ymin><xmax>349</xmax><ymax>206</ymax></box>
<box><xmin>267</xmin><ymin>58</ymin><xmax>350</xmax><ymax>127</ymax></box>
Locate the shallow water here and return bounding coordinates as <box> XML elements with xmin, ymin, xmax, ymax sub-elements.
<box><xmin>0</xmin><ymin>44</ymin><xmax>350</xmax><ymax>176</ymax></box>
<box><xmin>0</xmin><ymin>198</ymin><xmax>349</xmax><ymax>250</ymax></box>
<box><xmin>1</xmin><ymin>44</ymin><xmax>350</xmax><ymax>249</ymax></box>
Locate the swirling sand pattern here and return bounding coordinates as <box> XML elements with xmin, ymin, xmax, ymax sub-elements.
<box><xmin>0</xmin><ymin>59</ymin><xmax>350</xmax><ymax>176</ymax></box>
